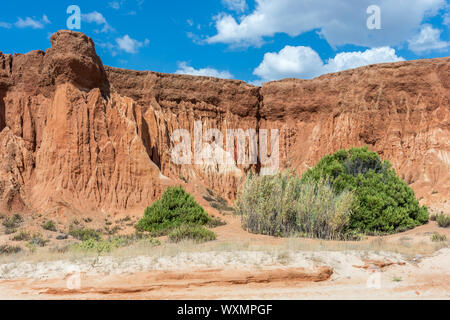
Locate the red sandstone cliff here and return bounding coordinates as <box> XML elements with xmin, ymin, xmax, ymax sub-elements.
<box><xmin>0</xmin><ymin>30</ymin><xmax>448</xmax><ymax>217</ymax></box>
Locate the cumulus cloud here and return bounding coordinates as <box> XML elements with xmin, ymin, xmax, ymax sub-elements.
<box><xmin>175</xmin><ymin>62</ymin><xmax>234</xmax><ymax>79</ymax></box>
<box><xmin>408</xmin><ymin>24</ymin><xmax>449</xmax><ymax>53</ymax></box>
<box><xmin>0</xmin><ymin>22</ymin><xmax>12</xmax><ymax>29</ymax></box>
<box><xmin>253</xmin><ymin>46</ymin><xmax>323</xmax><ymax>80</ymax></box>
<box><xmin>116</xmin><ymin>34</ymin><xmax>149</xmax><ymax>54</ymax></box>
<box><xmin>207</xmin><ymin>0</ymin><xmax>446</xmax><ymax>48</ymax></box>
<box><xmin>15</xmin><ymin>15</ymin><xmax>51</xmax><ymax>29</ymax></box>
<box><xmin>222</xmin><ymin>0</ymin><xmax>247</xmax><ymax>13</ymax></box>
<box><xmin>82</xmin><ymin>11</ymin><xmax>114</xmax><ymax>33</ymax></box>
<box><xmin>253</xmin><ymin>46</ymin><xmax>404</xmax><ymax>82</ymax></box>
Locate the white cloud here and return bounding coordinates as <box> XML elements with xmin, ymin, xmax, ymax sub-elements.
<box><xmin>15</xmin><ymin>15</ymin><xmax>51</xmax><ymax>29</ymax></box>
<box><xmin>109</xmin><ymin>1</ymin><xmax>121</xmax><ymax>10</ymax></box>
<box><xmin>42</xmin><ymin>15</ymin><xmax>51</xmax><ymax>24</ymax></box>
<box><xmin>175</xmin><ymin>62</ymin><xmax>234</xmax><ymax>79</ymax></box>
<box><xmin>207</xmin><ymin>0</ymin><xmax>446</xmax><ymax>48</ymax></box>
<box><xmin>253</xmin><ymin>46</ymin><xmax>404</xmax><ymax>82</ymax></box>
<box><xmin>254</xmin><ymin>46</ymin><xmax>323</xmax><ymax>80</ymax></box>
<box><xmin>408</xmin><ymin>24</ymin><xmax>449</xmax><ymax>53</ymax></box>
<box><xmin>222</xmin><ymin>0</ymin><xmax>247</xmax><ymax>13</ymax></box>
<box><xmin>82</xmin><ymin>12</ymin><xmax>107</xmax><ymax>24</ymax></box>
<box><xmin>444</xmin><ymin>13</ymin><xmax>450</xmax><ymax>26</ymax></box>
<box><xmin>0</xmin><ymin>22</ymin><xmax>12</xmax><ymax>29</ymax></box>
<box><xmin>116</xmin><ymin>35</ymin><xmax>149</xmax><ymax>54</ymax></box>
<box><xmin>324</xmin><ymin>47</ymin><xmax>406</xmax><ymax>73</ymax></box>
<box><xmin>82</xmin><ymin>11</ymin><xmax>114</xmax><ymax>33</ymax></box>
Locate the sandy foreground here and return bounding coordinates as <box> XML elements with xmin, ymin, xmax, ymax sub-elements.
<box><xmin>0</xmin><ymin>216</ymin><xmax>449</xmax><ymax>300</ymax></box>
<box><xmin>0</xmin><ymin>249</ymin><xmax>449</xmax><ymax>299</ymax></box>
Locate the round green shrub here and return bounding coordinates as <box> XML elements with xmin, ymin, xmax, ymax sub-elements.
<box><xmin>136</xmin><ymin>186</ymin><xmax>212</xmax><ymax>235</ymax></box>
<box><xmin>302</xmin><ymin>147</ymin><xmax>428</xmax><ymax>233</ymax></box>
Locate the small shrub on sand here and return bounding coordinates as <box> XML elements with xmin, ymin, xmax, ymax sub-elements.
<box><xmin>203</xmin><ymin>190</ymin><xmax>234</xmax><ymax>213</ymax></box>
<box><xmin>2</xmin><ymin>214</ymin><xmax>23</xmax><ymax>229</ymax></box>
<box><xmin>4</xmin><ymin>227</ymin><xmax>17</xmax><ymax>235</ymax></box>
<box><xmin>436</xmin><ymin>214</ymin><xmax>450</xmax><ymax>228</ymax></box>
<box><xmin>73</xmin><ymin>234</ymin><xmax>161</xmax><ymax>253</ymax></box>
<box><xmin>168</xmin><ymin>225</ymin><xmax>216</xmax><ymax>243</ymax></box>
<box><xmin>207</xmin><ymin>216</ymin><xmax>227</xmax><ymax>228</ymax></box>
<box><xmin>42</xmin><ymin>220</ymin><xmax>57</xmax><ymax>232</ymax></box>
<box><xmin>74</xmin><ymin>238</ymin><xmax>115</xmax><ymax>254</ymax></box>
<box><xmin>430</xmin><ymin>232</ymin><xmax>447</xmax><ymax>242</ymax></box>
<box><xmin>0</xmin><ymin>244</ymin><xmax>22</xmax><ymax>255</ymax></box>
<box><xmin>11</xmin><ymin>230</ymin><xmax>31</xmax><ymax>241</ymax></box>
<box><xmin>28</xmin><ymin>233</ymin><xmax>49</xmax><ymax>247</ymax></box>
<box><xmin>69</xmin><ymin>226</ymin><xmax>102</xmax><ymax>241</ymax></box>
<box><xmin>137</xmin><ymin>186</ymin><xmax>212</xmax><ymax>236</ymax></box>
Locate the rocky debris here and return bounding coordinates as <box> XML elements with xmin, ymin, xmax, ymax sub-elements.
<box><xmin>0</xmin><ymin>30</ymin><xmax>448</xmax><ymax>217</ymax></box>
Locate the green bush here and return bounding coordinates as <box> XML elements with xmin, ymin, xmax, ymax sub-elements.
<box><xmin>74</xmin><ymin>234</ymin><xmax>161</xmax><ymax>254</ymax></box>
<box><xmin>203</xmin><ymin>189</ymin><xmax>234</xmax><ymax>213</ymax></box>
<box><xmin>42</xmin><ymin>220</ymin><xmax>57</xmax><ymax>232</ymax></box>
<box><xmin>234</xmin><ymin>171</ymin><xmax>355</xmax><ymax>239</ymax></box>
<box><xmin>28</xmin><ymin>233</ymin><xmax>49</xmax><ymax>247</ymax></box>
<box><xmin>74</xmin><ymin>238</ymin><xmax>118</xmax><ymax>254</ymax></box>
<box><xmin>69</xmin><ymin>226</ymin><xmax>102</xmax><ymax>241</ymax></box>
<box><xmin>168</xmin><ymin>224</ymin><xmax>216</xmax><ymax>243</ymax></box>
<box><xmin>5</xmin><ymin>227</ymin><xmax>17</xmax><ymax>235</ymax></box>
<box><xmin>74</xmin><ymin>238</ymin><xmax>110</xmax><ymax>254</ymax></box>
<box><xmin>2</xmin><ymin>214</ymin><xmax>23</xmax><ymax>229</ymax></box>
<box><xmin>0</xmin><ymin>244</ymin><xmax>22</xmax><ymax>255</ymax></box>
<box><xmin>430</xmin><ymin>232</ymin><xmax>447</xmax><ymax>242</ymax></box>
<box><xmin>207</xmin><ymin>216</ymin><xmax>227</xmax><ymax>228</ymax></box>
<box><xmin>136</xmin><ymin>186</ymin><xmax>212</xmax><ymax>235</ymax></box>
<box><xmin>436</xmin><ymin>213</ymin><xmax>450</xmax><ymax>228</ymax></box>
<box><xmin>302</xmin><ymin>147</ymin><xmax>428</xmax><ymax>233</ymax></box>
<box><xmin>11</xmin><ymin>230</ymin><xmax>31</xmax><ymax>241</ymax></box>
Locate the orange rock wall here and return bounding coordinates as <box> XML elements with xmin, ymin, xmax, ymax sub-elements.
<box><xmin>0</xmin><ymin>30</ymin><xmax>448</xmax><ymax>216</ymax></box>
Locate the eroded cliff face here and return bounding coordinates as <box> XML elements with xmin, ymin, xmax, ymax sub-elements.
<box><xmin>0</xmin><ymin>30</ymin><xmax>448</xmax><ymax>217</ymax></box>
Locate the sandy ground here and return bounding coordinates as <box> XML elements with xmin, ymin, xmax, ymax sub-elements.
<box><xmin>0</xmin><ymin>247</ymin><xmax>448</xmax><ymax>299</ymax></box>
<box><xmin>0</xmin><ymin>213</ymin><xmax>449</xmax><ymax>300</ymax></box>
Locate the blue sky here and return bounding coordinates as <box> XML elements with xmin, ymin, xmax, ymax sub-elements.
<box><xmin>0</xmin><ymin>0</ymin><xmax>449</xmax><ymax>85</ymax></box>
